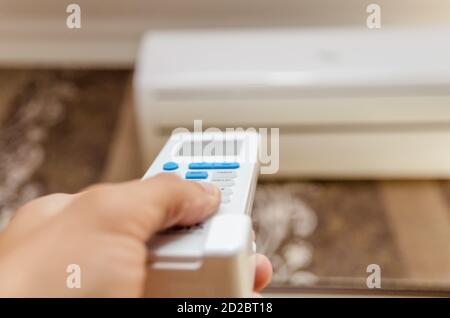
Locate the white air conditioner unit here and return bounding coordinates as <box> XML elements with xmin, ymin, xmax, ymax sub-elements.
<box><xmin>134</xmin><ymin>28</ymin><xmax>450</xmax><ymax>178</ymax></box>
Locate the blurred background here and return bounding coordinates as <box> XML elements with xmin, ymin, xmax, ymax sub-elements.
<box><xmin>1</xmin><ymin>0</ymin><xmax>450</xmax><ymax>66</ymax></box>
<box><xmin>1</xmin><ymin>0</ymin><xmax>450</xmax><ymax>296</ymax></box>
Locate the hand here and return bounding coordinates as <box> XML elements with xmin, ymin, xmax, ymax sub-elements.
<box><xmin>0</xmin><ymin>174</ymin><xmax>272</xmax><ymax>297</ymax></box>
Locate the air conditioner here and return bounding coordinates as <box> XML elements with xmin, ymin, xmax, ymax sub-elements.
<box><xmin>134</xmin><ymin>28</ymin><xmax>450</xmax><ymax>178</ymax></box>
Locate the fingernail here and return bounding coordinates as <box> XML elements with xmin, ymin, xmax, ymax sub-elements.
<box><xmin>200</xmin><ymin>182</ymin><xmax>219</xmax><ymax>196</ymax></box>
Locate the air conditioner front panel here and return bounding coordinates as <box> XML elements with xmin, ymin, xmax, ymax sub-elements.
<box><xmin>146</xmin><ymin>98</ymin><xmax>450</xmax><ymax>129</ymax></box>
<box><xmin>277</xmin><ymin>131</ymin><xmax>450</xmax><ymax>178</ymax></box>
<box><xmin>137</xmin><ymin>28</ymin><xmax>450</xmax><ymax>91</ymax></box>
<box><xmin>134</xmin><ymin>28</ymin><xmax>450</xmax><ymax>178</ymax></box>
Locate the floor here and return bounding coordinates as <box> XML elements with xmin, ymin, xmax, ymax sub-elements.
<box><xmin>1</xmin><ymin>69</ymin><xmax>450</xmax><ymax>295</ymax></box>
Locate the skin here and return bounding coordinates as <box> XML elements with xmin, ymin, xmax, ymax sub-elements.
<box><xmin>0</xmin><ymin>173</ymin><xmax>272</xmax><ymax>297</ymax></box>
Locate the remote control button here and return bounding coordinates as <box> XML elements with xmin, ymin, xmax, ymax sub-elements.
<box><xmin>185</xmin><ymin>171</ymin><xmax>208</xmax><ymax>180</ymax></box>
<box><xmin>189</xmin><ymin>162</ymin><xmax>240</xmax><ymax>170</ymax></box>
<box><xmin>213</xmin><ymin>180</ymin><xmax>235</xmax><ymax>187</ymax></box>
<box><xmin>221</xmin><ymin>195</ymin><xmax>231</xmax><ymax>204</ymax></box>
<box><xmin>213</xmin><ymin>162</ymin><xmax>240</xmax><ymax>169</ymax></box>
<box><xmin>213</xmin><ymin>171</ymin><xmax>237</xmax><ymax>178</ymax></box>
<box><xmin>188</xmin><ymin>162</ymin><xmax>214</xmax><ymax>169</ymax></box>
<box><xmin>220</xmin><ymin>187</ymin><xmax>233</xmax><ymax>195</ymax></box>
<box><xmin>163</xmin><ymin>162</ymin><xmax>179</xmax><ymax>171</ymax></box>
<box><xmin>212</xmin><ymin>177</ymin><xmax>234</xmax><ymax>183</ymax></box>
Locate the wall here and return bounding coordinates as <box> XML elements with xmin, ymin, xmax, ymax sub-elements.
<box><xmin>0</xmin><ymin>0</ymin><xmax>449</xmax><ymax>67</ymax></box>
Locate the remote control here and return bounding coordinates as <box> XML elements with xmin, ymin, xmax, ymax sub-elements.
<box><xmin>142</xmin><ymin>131</ymin><xmax>260</xmax><ymax>297</ymax></box>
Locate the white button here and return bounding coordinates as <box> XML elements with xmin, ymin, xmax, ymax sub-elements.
<box><xmin>221</xmin><ymin>195</ymin><xmax>231</xmax><ymax>204</ymax></box>
<box><xmin>213</xmin><ymin>180</ymin><xmax>235</xmax><ymax>187</ymax></box>
<box><xmin>220</xmin><ymin>187</ymin><xmax>233</xmax><ymax>195</ymax></box>
<box><xmin>213</xmin><ymin>171</ymin><xmax>237</xmax><ymax>178</ymax></box>
<box><xmin>211</xmin><ymin>177</ymin><xmax>234</xmax><ymax>182</ymax></box>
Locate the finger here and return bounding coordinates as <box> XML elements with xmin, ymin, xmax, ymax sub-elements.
<box><xmin>69</xmin><ymin>173</ymin><xmax>220</xmax><ymax>240</ymax></box>
<box><xmin>253</xmin><ymin>254</ymin><xmax>273</xmax><ymax>292</ymax></box>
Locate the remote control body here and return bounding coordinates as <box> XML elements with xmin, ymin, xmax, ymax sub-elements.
<box><xmin>143</xmin><ymin>131</ymin><xmax>259</xmax><ymax>297</ymax></box>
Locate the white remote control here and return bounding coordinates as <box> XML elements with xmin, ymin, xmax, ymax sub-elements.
<box><xmin>142</xmin><ymin>131</ymin><xmax>260</xmax><ymax>297</ymax></box>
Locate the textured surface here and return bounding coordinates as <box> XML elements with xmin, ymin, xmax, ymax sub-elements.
<box><xmin>253</xmin><ymin>181</ymin><xmax>405</xmax><ymax>289</ymax></box>
<box><xmin>0</xmin><ymin>70</ymin><xmax>128</xmax><ymax>228</ymax></box>
<box><xmin>1</xmin><ymin>69</ymin><xmax>450</xmax><ymax>294</ymax></box>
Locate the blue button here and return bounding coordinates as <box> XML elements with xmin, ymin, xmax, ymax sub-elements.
<box><xmin>212</xmin><ymin>162</ymin><xmax>240</xmax><ymax>169</ymax></box>
<box><xmin>189</xmin><ymin>162</ymin><xmax>240</xmax><ymax>170</ymax></box>
<box><xmin>185</xmin><ymin>171</ymin><xmax>209</xmax><ymax>179</ymax></box>
<box><xmin>189</xmin><ymin>162</ymin><xmax>214</xmax><ymax>169</ymax></box>
<box><xmin>163</xmin><ymin>162</ymin><xmax>179</xmax><ymax>171</ymax></box>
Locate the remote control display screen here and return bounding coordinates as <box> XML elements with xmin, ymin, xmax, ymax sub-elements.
<box><xmin>177</xmin><ymin>139</ymin><xmax>242</xmax><ymax>157</ymax></box>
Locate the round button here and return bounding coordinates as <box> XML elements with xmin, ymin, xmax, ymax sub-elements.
<box><xmin>163</xmin><ymin>162</ymin><xmax>179</xmax><ymax>171</ymax></box>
